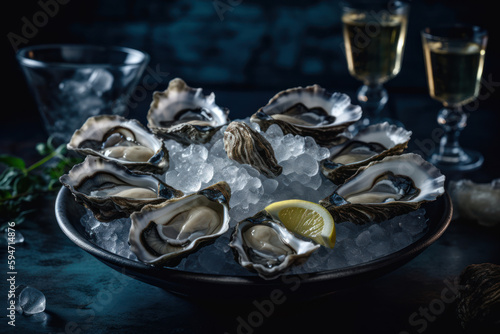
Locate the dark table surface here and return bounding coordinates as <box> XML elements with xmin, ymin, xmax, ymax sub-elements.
<box><xmin>1</xmin><ymin>90</ymin><xmax>500</xmax><ymax>334</ymax></box>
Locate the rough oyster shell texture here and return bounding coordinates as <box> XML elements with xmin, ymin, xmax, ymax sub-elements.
<box><xmin>147</xmin><ymin>78</ymin><xmax>230</xmax><ymax>145</ymax></box>
<box><xmin>320</xmin><ymin>153</ymin><xmax>445</xmax><ymax>225</ymax></box>
<box><xmin>60</xmin><ymin>156</ymin><xmax>183</xmax><ymax>222</ymax></box>
<box><xmin>321</xmin><ymin>122</ymin><xmax>412</xmax><ymax>184</ymax></box>
<box><xmin>67</xmin><ymin>114</ymin><xmax>169</xmax><ymax>174</ymax></box>
<box><xmin>223</xmin><ymin>121</ymin><xmax>282</xmax><ymax>178</ymax></box>
<box><xmin>128</xmin><ymin>182</ymin><xmax>231</xmax><ymax>265</ymax></box>
<box><xmin>229</xmin><ymin>210</ymin><xmax>320</xmax><ymax>279</ymax></box>
<box><xmin>250</xmin><ymin>84</ymin><xmax>362</xmax><ymax>147</ymax></box>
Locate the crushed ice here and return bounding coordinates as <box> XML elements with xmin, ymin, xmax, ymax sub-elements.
<box><xmin>80</xmin><ymin>118</ymin><xmax>429</xmax><ymax>276</ymax></box>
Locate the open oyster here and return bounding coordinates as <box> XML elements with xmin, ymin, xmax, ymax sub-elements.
<box><xmin>321</xmin><ymin>122</ymin><xmax>412</xmax><ymax>184</ymax></box>
<box><xmin>230</xmin><ymin>211</ymin><xmax>320</xmax><ymax>279</ymax></box>
<box><xmin>147</xmin><ymin>78</ymin><xmax>230</xmax><ymax>145</ymax></box>
<box><xmin>129</xmin><ymin>182</ymin><xmax>231</xmax><ymax>266</ymax></box>
<box><xmin>223</xmin><ymin>121</ymin><xmax>282</xmax><ymax>178</ymax></box>
<box><xmin>60</xmin><ymin>156</ymin><xmax>183</xmax><ymax>222</ymax></box>
<box><xmin>320</xmin><ymin>153</ymin><xmax>445</xmax><ymax>225</ymax></box>
<box><xmin>250</xmin><ymin>84</ymin><xmax>362</xmax><ymax>147</ymax></box>
<box><xmin>68</xmin><ymin>115</ymin><xmax>169</xmax><ymax>174</ymax></box>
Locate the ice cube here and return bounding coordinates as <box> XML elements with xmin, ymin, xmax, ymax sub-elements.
<box><xmin>355</xmin><ymin>230</ymin><xmax>371</xmax><ymax>247</ymax></box>
<box><xmin>88</xmin><ymin>68</ymin><xmax>114</xmax><ymax>95</ymax></box>
<box><xmin>59</xmin><ymin>79</ymin><xmax>91</xmax><ymax>96</ymax></box>
<box><xmin>304</xmin><ymin>136</ymin><xmax>320</xmax><ymax>159</ymax></box>
<box><xmin>198</xmin><ymin>163</ymin><xmax>214</xmax><ymax>184</ymax></box>
<box><xmin>368</xmin><ymin>224</ymin><xmax>387</xmax><ymax>242</ymax></box>
<box><xmin>18</xmin><ymin>286</ymin><xmax>46</xmax><ymax>315</ymax></box>
<box><xmin>289</xmin><ymin>136</ymin><xmax>305</xmax><ymax>156</ymax></box>
<box><xmin>392</xmin><ymin>231</ymin><xmax>413</xmax><ymax>250</ymax></box>
<box><xmin>367</xmin><ymin>241</ymin><xmax>391</xmax><ymax>257</ymax></box>
<box><xmin>264</xmin><ymin>124</ymin><xmax>284</xmax><ymax>140</ymax></box>
<box><xmin>399</xmin><ymin>214</ymin><xmax>427</xmax><ymax>236</ymax></box>
<box><xmin>262</xmin><ymin>178</ymin><xmax>279</xmax><ymax>193</ymax></box>
<box><xmin>274</xmin><ymin>141</ymin><xmax>292</xmax><ymax>162</ymax></box>
<box><xmin>294</xmin><ymin>154</ymin><xmax>319</xmax><ymax>177</ymax></box>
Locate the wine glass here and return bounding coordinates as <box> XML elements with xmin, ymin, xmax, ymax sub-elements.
<box><xmin>341</xmin><ymin>0</ymin><xmax>409</xmax><ymax>128</ymax></box>
<box><xmin>421</xmin><ymin>25</ymin><xmax>488</xmax><ymax>171</ymax></box>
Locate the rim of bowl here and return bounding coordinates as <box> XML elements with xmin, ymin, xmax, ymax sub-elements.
<box><xmin>16</xmin><ymin>44</ymin><xmax>150</xmax><ymax>69</ymax></box>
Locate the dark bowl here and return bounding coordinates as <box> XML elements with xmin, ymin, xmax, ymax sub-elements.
<box><xmin>55</xmin><ymin>186</ymin><xmax>452</xmax><ymax>300</ymax></box>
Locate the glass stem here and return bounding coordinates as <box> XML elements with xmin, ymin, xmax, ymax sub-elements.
<box><xmin>436</xmin><ymin>105</ymin><xmax>467</xmax><ymax>161</ymax></box>
<box><xmin>356</xmin><ymin>83</ymin><xmax>388</xmax><ymax>121</ymax></box>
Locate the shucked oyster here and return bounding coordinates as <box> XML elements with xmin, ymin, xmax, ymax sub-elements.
<box><xmin>321</xmin><ymin>122</ymin><xmax>412</xmax><ymax>184</ymax></box>
<box><xmin>60</xmin><ymin>156</ymin><xmax>183</xmax><ymax>222</ymax></box>
<box><xmin>68</xmin><ymin>115</ymin><xmax>169</xmax><ymax>174</ymax></box>
<box><xmin>230</xmin><ymin>211</ymin><xmax>320</xmax><ymax>280</ymax></box>
<box><xmin>250</xmin><ymin>84</ymin><xmax>362</xmax><ymax>147</ymax></box>
<box><xmin>223</xmin><ymin>121</ymin><xmax>282</xmax><ymax>178</ymax></box>
<box><xmin>147</xmin><ymin>78</ymin><xmax>230</xmax><ymax>145</ymax></box>
<box><xmin>129</xmin><ymin>182</ymin><xmax>231</xmax><ymax>265</ymax></box>
<box><xmin>320</xmin><ymin>153</ymin><xmax>445</xmax><ymax>225</ymax></box>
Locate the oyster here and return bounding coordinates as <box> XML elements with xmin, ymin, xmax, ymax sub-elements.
<box><xmin>223</xmin><ymin>121</ymin><xmax>282</xmax><ymax>178</ymax></box>
<box><xmin>129</xmin><ymin>182</ymin><xmax>231</xmax><ymax>265</ymax></box>
<box><xmin>147</xmin><ymin>78</ymin><xmax>230</xmax><ymax>145</ymax></box>
<box><xmin>250</xmin><ymin>84</ymin><xmax>362</xmax><ymax>147</ymax></box>
<box><xmin>230</xmin><ymin>210</ymin><xmax>320</xmax><ymax>279</ymax></box>
<box><xmin>321</xmin><ymin>122</ymin><xmax>412</xmax><ymax>184</ymax></box>
<box><xmin>68</xmin><ymin>115</ymin><xmax>169</xmax><ymax>174</ymax></box>
<box><xmin>60</xmin><ymin>156</ymin><xmax>183</xmax><ymax>222</ymax></box>
<box><xmin>320</xmin><ymin>153</ymin><xmax>445</xmax><ymax>225</ymax></box>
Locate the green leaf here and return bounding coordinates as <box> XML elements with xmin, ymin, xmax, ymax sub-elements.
<box><xmin>0</xmin><ymin>155</ymin><xmax>26</xmax><ymax>170</ymax></box>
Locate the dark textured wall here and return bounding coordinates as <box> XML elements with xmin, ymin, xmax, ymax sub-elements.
<box><xmin>5</xmin><ymin>0</ymin><xmax>499</xmax><ymax>122</ymax></box>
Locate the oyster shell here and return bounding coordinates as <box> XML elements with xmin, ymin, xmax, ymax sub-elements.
<box><xmin>250</xmin><ymin>84</ymin><xmax>362</xmax><ymax>147</ymax></box>
<box><xmin>147</xmin><ymin>78</ymin><xmax>230</xmax><ymax>145</ymax></box>
<box><xmin>68</xmin><ymin>115</ymin><xmax>169</xmax><ymax>174</ymax></box>
<box><xmin>129</xmin><ymin>182</ymin><xmax>231</xmax><ymax>265</ymax></box>
<box><xmin>223</xmin><ymin>121</ymin><xmax>282</xmax><ymax>178</ymax></box>
<box><xmin>60</xmin><ymin>156</ymin><xmax>183</xmax><ymax>222</ymax></box>
<box><xmin>320</xmin><ymin>153</ymin><xmax>445</xmax><ymax>225</ymax></box>
<box><xmin>230</xmin><ymin>210</ymin><xmax>320</xmax><ymax>279</ymax></box>
<box><xmin>321</xmin><ymin>122</ymin><xmax>412</xmax><ymax>184</ymax></box>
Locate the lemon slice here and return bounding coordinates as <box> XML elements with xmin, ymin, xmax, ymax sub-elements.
<box><xmin>264</xmin><ymin>199</ymin><xmax>336</xmax><ymax>248</ymax></box>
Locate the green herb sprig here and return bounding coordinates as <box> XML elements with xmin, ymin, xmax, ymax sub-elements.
<box><xmin>0</xmin><ymin>137</ymin><xmax>81</xmax><ymax>229</ymax></box>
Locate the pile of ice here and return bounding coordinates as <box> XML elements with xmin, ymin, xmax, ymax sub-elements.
<box><xmin>162</xmin><ymin>121</ymin><xmax>333</xmax><ymax>223</ymax></box>
<box><xmin>80</xmin><ymin>117</ymin><xmax>429</xmax><ymax>276</ymax></box>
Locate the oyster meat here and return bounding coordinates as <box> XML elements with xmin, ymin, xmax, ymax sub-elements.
<box><xmin>320</xmin><ymin>153</ymin><xmax>445</xmax><ymax>224</ymax></box>
<box><xmin>250</xmin><ymin>84</ymin><xmax>362</xmax><ymax>147</ymax></box>
<box><xmin>60</xmin><ymin>156</ymin><xmax>183</xmax><ymax>222</ymax></box>
<box><xmin>68</xmin><ymin>115</ymin><xmax>169</xmax><ymax>174</ymax></box>
<box><xmin>230</xmin><ymin>210</ymin><xmax>320</xmax><ymax>279</ymax></box>
<box><xmin>223</xmin><ymin>121</ymin><xmax>282</xmax><ymax>178</ymax></box>
<box><xmin>321</xmin><ymin>122</ymin><xmax>412</xmax><ymax>184</ymax></box>
<box><xmin>129</xmin><ymin>182</ymin><xmax>231</xmax><ymax>265</ymax></box>
<box><xmin>147</xmin><ymin>78</ymin><xmax>230</xmax><ymax>145</ymax></box>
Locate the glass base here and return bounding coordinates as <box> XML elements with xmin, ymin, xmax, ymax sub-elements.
<box><xmin>429</xmin><ymin>148</ymin><xmax>484</xmax><ymax>172</ymax></box>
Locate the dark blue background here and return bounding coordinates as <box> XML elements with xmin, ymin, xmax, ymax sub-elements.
<box><xmin>5</xmin><ymin>0</ymin><xmax>500</xmax><ymax>124</ymax></box>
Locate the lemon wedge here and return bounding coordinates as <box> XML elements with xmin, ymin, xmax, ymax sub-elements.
<box><xmin>264</xmin><ymin>199</ymin><xmax>336</xmax><ymax>248</ymax></box>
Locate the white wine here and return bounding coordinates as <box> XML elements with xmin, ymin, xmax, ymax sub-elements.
<box><xmin>423</xmin><ymin>41</ymin><xmax>485</xmax><ymax>106</ymax></box>
<box><xmin>342</xmin><ymin>12</ymin><xmax>408</xmax><ymax>84</ymax></box>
